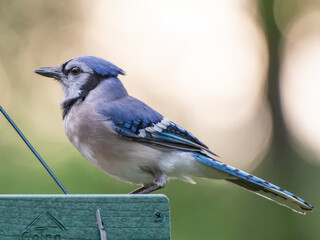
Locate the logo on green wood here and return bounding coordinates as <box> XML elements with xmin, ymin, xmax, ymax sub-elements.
<box><xmin>20</xmin><ymin>211</ymin><xmax>66</xmax><ymax>240</ymax></box>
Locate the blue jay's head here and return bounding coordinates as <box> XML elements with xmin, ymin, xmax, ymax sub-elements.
<box><xmin>35</xmin><ymin>56</ymin><xmax>125</xmax><ymax>101</ymax></box>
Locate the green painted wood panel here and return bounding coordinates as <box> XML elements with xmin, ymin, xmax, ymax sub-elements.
<box><xmin>0</xmin><ymin>194</ymin><xmax>170</xmax><ymax>240</ymax></box>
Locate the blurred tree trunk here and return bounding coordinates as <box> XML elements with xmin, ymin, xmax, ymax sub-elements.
<box><xmin>258</xmin><ymin>0</ymin><xmax>291</xmax><ymax>163</ymax></box>
<box><xmin>257</xmin><ymin>3</ymin><xmax>296</xmax><ymax>239</ymax></box>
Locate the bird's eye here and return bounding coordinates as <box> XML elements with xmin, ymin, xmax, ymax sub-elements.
<box><xmin>69</xmin><ymin>67</ymin><xmax>81</xmax><ymax>75</ymax></box>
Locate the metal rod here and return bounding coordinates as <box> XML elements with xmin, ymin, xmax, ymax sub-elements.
<box><xmin>0</xmin><ymin>105</ymin><xmax>69</xmax><ymax>194</ymax></box>
<box><xmin>96</xmin><ymin>209</ymin><xmax>107</xmax><ymax>240</ymax></box>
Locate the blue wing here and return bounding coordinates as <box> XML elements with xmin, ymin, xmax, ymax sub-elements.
<box><xmin>97</xmin><ymin>96</ymin><xmax>216</xmax><ymax>155</ymax></box>
<box><xmin>96</xmin><ymin>95</ymin><xmax>313</xmax><ymax>213</ymax></box>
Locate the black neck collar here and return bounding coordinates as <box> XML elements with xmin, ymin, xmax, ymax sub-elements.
<box><xmin>61</xmin><ymin>95</ymin><xmax>85</xmax><ymax>119</ymax></box>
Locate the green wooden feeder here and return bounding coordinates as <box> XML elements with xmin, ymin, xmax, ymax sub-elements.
<box><xmin>0</xmin><ymin>106</ymin><xmax>171</xmax><ymax>240</ymax></box>
<box><xmin>0</xmin><ymin>194</ymin><xmax>170</xmax><ymax>240</ymax></box>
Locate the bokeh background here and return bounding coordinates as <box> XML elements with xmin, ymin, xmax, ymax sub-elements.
<box><xmin>1</xmin><ymin>0</ymin><xmax>320</xmax><ymax>239</ymax></box>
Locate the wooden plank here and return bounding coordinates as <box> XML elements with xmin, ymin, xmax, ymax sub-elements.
<box><xmin>0</xmin><ymin>194</ymin><xmax>170</xmax><ymax>240</ymax></box>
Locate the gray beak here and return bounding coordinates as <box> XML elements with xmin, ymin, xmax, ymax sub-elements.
<box><xmin>35</xmin><ymin>66</ymin><xmax>62</xmax><ymax>80</ymax></box>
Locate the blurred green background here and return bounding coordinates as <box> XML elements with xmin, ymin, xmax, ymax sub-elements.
<box><xmin>1</xmin><ymin>0</ymin><xmax>320</xmax><ymax>239</ymax></box>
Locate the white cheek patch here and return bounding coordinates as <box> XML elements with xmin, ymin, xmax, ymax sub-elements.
<box><xmin>62</xmin><ymin>83</ymin><xmax>82</xmax><ymax>101</ymax></box>
<box><xmin>62</xmin><ymin>62</ymin><xmax>93</xmax><ymax>101</ymax></box>
<box><xmin>62</xmin><ymin>72</ymin><xmax>92</xmax><ymax>100</ymax></box>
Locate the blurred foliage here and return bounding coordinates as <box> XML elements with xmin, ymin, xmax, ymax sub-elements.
<box><xmin>0</xmin><ymin>1</ymin><xmax>320</xmax><ymax>240</ymax></box>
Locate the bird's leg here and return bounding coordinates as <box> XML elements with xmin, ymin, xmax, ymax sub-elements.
<box><xmin>130</xmin><ymin>186</ymin><xmax>148</xmax><ymax>194</ymax></box>
<box><xmin>130</xmin><ymin>170</ymin><xmax>168</xmax><ymax>194</ymax></box>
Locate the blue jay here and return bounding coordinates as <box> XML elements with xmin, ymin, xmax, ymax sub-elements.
<box><xmin>35</xmin><ymin>56</ymin><xmax>313</xmax><ymax>214</ymax></box>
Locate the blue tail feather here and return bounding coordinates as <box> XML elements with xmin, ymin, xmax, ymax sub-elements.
<box><xmin>194</xmin><ymin>153</ymin><xmax>313</xmax><ymax>214</ymax></box>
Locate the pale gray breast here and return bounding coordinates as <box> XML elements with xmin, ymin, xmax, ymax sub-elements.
<box><xmin>62</xmin><ymin>100</ymin><xmax>165</xmax><ymax>184</ymax></box>
<box><xmin>63</xmin><ymin>101</ymin><xmax>124</xmax><ymax>164</ymax></box>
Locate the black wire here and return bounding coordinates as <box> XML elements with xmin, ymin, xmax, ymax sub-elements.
<box><xmin>0</xmin><ymin>105</ymin><xmax>68</xmax><ymax>194</ymax></box>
